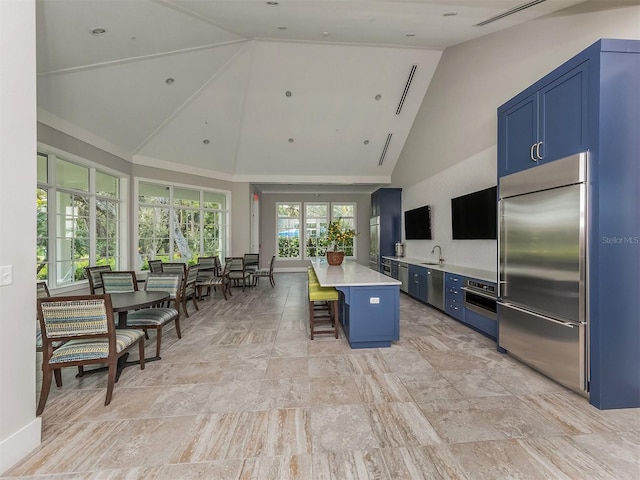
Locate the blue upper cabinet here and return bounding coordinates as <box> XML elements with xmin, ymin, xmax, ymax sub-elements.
<box><xmin>498</xmin><ymin>60</ymin><xmax>589</xmax><ymax>177</ymax></box>
<box><xmin>371</xmin><ymin>188</ymin><xmax>402</xmax><ymax>258</ymax></box>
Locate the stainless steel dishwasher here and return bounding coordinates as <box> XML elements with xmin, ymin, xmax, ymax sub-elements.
<box><xmin>398</xmin><ymin>262</ymin><xmax>409</xmax><ymax>293</ymax></box>
<box><xmin>427</xmin><ymin>268</ymin><xmax>444</xmax><ymax>310</ymax></box>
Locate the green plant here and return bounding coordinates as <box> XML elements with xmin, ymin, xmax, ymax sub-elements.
<box><xmin>326</xmin><ymin>219</ymin><xmax>356</xmax><ymax>252</ymax></box>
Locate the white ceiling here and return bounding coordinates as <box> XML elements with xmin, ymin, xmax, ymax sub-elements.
<box><xmin>36</xmin><ymin>0</ymin><xmax>587</xmax><ymax>193</ymax></box>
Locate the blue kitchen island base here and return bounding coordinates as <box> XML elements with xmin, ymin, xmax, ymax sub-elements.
<box><xmin>310</xmin><ymin>259</ymin><xmax>401</xmax><ymax>349</ymax></box>
<box><xmin>336</xmin><ymin>285</ymin><xmax>400</xmax><ymax>349</ymax></box>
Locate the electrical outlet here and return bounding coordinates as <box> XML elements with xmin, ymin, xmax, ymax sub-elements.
<box><xmin>369</xmin><ymin>297</ymin><xmax>380</xmax><ymax>304</ymax></box>
<box><xmin>0</xmin><ymin>265</ymin><xmax>12</xmax><ymax>286</ymax></box>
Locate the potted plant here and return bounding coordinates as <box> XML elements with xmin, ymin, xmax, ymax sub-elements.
<box><xmin>326</xmin><ymin>219</ymin><xmax>357</xmax><ymax>265</ymax></box>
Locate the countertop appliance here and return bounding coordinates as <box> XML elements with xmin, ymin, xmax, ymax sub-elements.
<box><xmin>395</xmin><ymin>242</ymin><xmax>405</xmax><ymax>258</ymax></box>
<box><xmin>461</xmin><ymin>279</ymin><xmax>496</xmax><ymax>320</ymax></box>
<box><xmin>398</xmin><ymin>262</ymin><xmax>409</xmax><ymax>293</ymax></box>
<box><xmin>369</xmin><ymin>216</ymin><xmax>380</xmax><ymax>271</ymax></box>
<box><xmin>426</xmin><ymin>268</ymin><xmax>444</xmax><ymax>310</ymax></box>
<box><xmin>498</xmin><ymin>152</ymin><xmax>588</xmax><ymax>394</ymax></box>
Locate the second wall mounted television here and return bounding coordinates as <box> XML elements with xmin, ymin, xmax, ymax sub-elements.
<box><xmin>404</xmin><ymin>205</ymin><xmax>432</xmax><ymax>240</ymax></box>
<box><xmin>451</xmin><ymin>186</ymin><xmax>497</xmax><ymax>240</ymax></box>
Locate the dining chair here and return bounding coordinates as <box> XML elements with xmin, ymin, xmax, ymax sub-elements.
<box><xmin>36</xmin><ymin>294</ymin><xmax>146</xmax><ymax>415</ymax></box>
<box><xmin>180</xmin><ymin>265</ymin><xmax>200</xmax><ymax>317</ymax></box>
<box><xmin>195</xmin><ymin>256</ymin><xmax>219</xmax><ymax>300</ymax></box>
<box><xmin>196</xmin><ymin>261</ymin><xmax>232</xmax><ymax>300</ymax></box>
<box><xmin>226</xmin><ymin>257</ymin><xmax>251</xmax><ymax>291</ymax></box>
<box><xmin>148</xmin><ymin>259</ymin><xmax>163</xmax><ymax>273</ymax></box>
<box><xmin>126</xmin><ymin>273</ymin><xmax>181</xmax><ymax>358</ymax></box>
<box><xmin>244</xmin><ymin>253</ymin><xmax>260</xmax><ymax>274</ymax></box>
<box><xmin>251</xmin><ymin>255</ymin><xmax>276</xmax><ymax>288</ymax></box>
<box><xmin>161</xmin><ymin>262</ymin><xmax>187</xmax><ymax>279</ymax></box>
<box><xmin>101</xmin><ymin>271</ymin><xmax>138</xmax><ymax>293</ymax></box>
<box><xmin>36</xmin><ymin>281</ymin><xmax>64</xmax><ymax>388</ymax></box>
<box><xmin>85</xmin><ymin>265</ymin><xmax>113</xmax><ymax>294</ymax></box>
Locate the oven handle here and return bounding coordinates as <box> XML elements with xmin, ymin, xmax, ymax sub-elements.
<box><xmin>461</xmin><ymin>286</ymin><xmax>497</xmax><ymax>301</ymax></box>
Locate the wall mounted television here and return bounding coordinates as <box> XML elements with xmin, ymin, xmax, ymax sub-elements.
<box><xmin>404</xmin><ymin>205</ymin><xmax>432</xmax><ymax>240</ymax></box>
<box><xmin>451</xmin><ymin>186</ymin><xmax>497</xmax><ymax>240</ymax></box>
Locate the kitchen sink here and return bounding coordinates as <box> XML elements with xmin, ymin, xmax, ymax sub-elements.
<box><xmin>421</xmin><ymin>262</ymin><xmax>441</xmax><ymax>266</ymax></box>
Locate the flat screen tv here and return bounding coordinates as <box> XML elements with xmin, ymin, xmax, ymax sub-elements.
<box><xmin>451</xmin><ymin>186</ymin><xmax>497</xmax><ymax>240</ymax></box>
<box><xmin>404</xmin><ymin>205</ymin><xmax>432</xmax><ymax>240</ymax></box>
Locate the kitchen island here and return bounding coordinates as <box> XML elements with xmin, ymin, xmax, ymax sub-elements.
<box><xmin>310</xmin><ymin>258</ymin><xmax>401</xmax><ymax>348</ymax></box>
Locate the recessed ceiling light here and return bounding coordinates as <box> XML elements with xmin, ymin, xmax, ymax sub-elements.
<box><xmin>203</xmin><ymin>139</ymin><xmax>210</xmax><ymax>144</ymax></box>
<box><xmin>364</xmin><ymin>140</ymin><xmax>370</xmax><ymax>145</ymax></box>
<box><xmin>288</xmin><ymin>138</ymin><xmax>294</xmax><ymax>143</ymax></box>
<box><xmin>375</xmin><ymin>94</ymin><xmax>382</xmax><ymax>101</ymax></box>
<box><xmin>90</xmin><ymin>27</ymin><xmax>107</xmax><ymax>36</ymax></box>
<box><xmin>165</xmin><ymin>77</ymin><xmax>175</xmax><ymax>85</ymax></box>
<box><xmin>405</xmin><ymin>33</ymin><xmax>416</xmax><ymax>37</ymax></box>
<box><xmin>443</xmin><ymin>12</ymin><xmax>458</xmax><ymax>17</ymax></box>
<box><xmin>285</xmin><ymin>91</ymin><xmax>292</xmax><ymax>97</ymax></box>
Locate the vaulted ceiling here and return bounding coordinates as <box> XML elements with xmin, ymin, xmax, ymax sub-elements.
<box><xmin>36</xmin><ymin>0</ymin><xmax>586</xmax><ymax>192</ymax></box>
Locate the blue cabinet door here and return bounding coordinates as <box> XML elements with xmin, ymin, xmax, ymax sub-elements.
<box><xmin>498</xmin><ymin>62</ymin><xmax>589</xmax><ymax>177</ymax></box>
<box><xmin>408</xmin><ymin>264</ymin><xmax>428</xmax><ymax>303</ymax></box>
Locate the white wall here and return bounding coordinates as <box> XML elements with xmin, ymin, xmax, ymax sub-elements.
<box><xmin>393</xmin><ymin>0</ymin><xmax>640</xmax><ymax>271</ymax></box>
<box><xmin>0</xmin><ymin>0</ymin><xmax>41</xmax><ymax>472</ymax></box>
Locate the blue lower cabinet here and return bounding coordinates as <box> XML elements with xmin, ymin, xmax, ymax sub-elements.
<box><xmin>464</xmin><ymin>308</ymin><xmax>497</xmax><ymax>340</ymax></box>
<box><xmin>337</xmin><ymin>285</ymin><xmax>400</xmax><ymax>348</ymax></box>
<box><xmin>408</xmin><ymin>265</ymin><xmax>428</xmax><ymax>303</ymax></box>
<box><xmin>445</xmin><ymin>273</ymin><xmax>465</xmax><ymax>321</ymax></box>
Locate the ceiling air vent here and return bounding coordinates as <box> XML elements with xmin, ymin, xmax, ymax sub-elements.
<box><xmin>379</xmin><ymin>133</ymin><xmax>392</xmax><ymax>166</ymax></box>
<box><xmin>396</xmin><ymin>65</ymin><xmax>417</xmax><ymax>115</ymax></box>
<box><xmin>475</xmin><ymin>0</ymin><xmax>547</xmax><ymax>27</ymax></box>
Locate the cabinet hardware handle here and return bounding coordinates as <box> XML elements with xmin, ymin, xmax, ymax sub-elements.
<box><xmin>530</xmin><ymin>143</ymin><xmax>537</xmax><ymax>161</ymax></box>
<box><xmin>536</xmin><ymin>141</ymin><xmax>543</xmax><ymax>160</ymax></box>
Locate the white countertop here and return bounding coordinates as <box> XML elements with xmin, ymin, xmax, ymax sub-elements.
<box><xmin>311</xmin><ymin>258</ymin><xmax>401</xmax><ymax>287</ymax></box>
<box><xmin>383</xmin><ymin>256</ymin><xmax>497</xmax><ymax>284</ymax></box>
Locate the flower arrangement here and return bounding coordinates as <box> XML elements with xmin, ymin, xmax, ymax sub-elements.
<box><xmin>326</xmin><ymin>219</ymin><xmax>357</xmax><ymax>252</ymax></box>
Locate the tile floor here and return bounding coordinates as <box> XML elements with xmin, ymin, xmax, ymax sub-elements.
<box><xmin>3</xmin><ymin>273</ymin><xmax>639</xmax><ymax>479</ymax></box>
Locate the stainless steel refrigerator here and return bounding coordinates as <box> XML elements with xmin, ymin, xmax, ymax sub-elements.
<box><xmin>498</xmin><ymin>152</ymin><xmax>588</xmax><ymax>394</ymax></box>
<box><xmin>369</xmin><ymin>216</ymin><xmax>380</xmax><ymax>271</ymax></box>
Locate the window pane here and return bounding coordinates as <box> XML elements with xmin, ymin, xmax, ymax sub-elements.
<box><xmin>203</xmin><ymin>211</ymin><xmax>222</xmax><ymax>256</ymax></box>
<box><xmin>176</xmin><ymin>208</ymin><xmax>200</xmax><ymax>262</ymax></box>
<box><xmin>174</xmin><ymin>188</ymin><xmax>200</xmax><ymax>208</ymax></box>
<box><xmin>96</xmin><ymin>171</ymin><xmax>118</xmax><ymax>198</ymax></box>
<box><xmin>332</xmin><ymin>204</ymin><xmax>354</xmax><ymax>218</ymax></box>
<box><xmin>306</xmin><ymin>204</ymin><xmax>328</xmax><ymax>217</ymax></box>
<box><xmin>278</xmin><ymin>204</ymin><xmax>300</xmax><ymax>217</ymax></box>
<box><xmin>36</xmin><ymin>187</ymin><xmax>48</xmax><ymax>280</ymax></box>
<box><xmin>56</xmin><ymin>158</ymin><xmax>89</xmax><ymax>191</ymax></box>
<box><xmin>305</xmin><ymin>218</ymin><xmax>329</xmax><ymax>258</ymax></box>
<box><xmin>139</xmin><ymin>182</ymin><xmax>169</xmax><ymax>204</ymax></box>
<box><xmin>96</xmin><ymin>200</ymin><xmax>118</xmax><ymax>264</ymax></box>
<box><xmin>37</xmin><ymin>153</ymin><xmax>48</xmax><ymax>184</ymax></box>
<box><xmin>203</xmin><ymin>191</ymin><xmax>226</xmax><ymax>209</ymax></box>
<box><xmin>138</xmin><ymin>206</ymin><xmax>170</xmax><ymax>269</ymax></box>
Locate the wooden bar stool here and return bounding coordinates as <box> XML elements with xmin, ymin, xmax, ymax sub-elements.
<box><xmin>308</xmin><ymin>284</ymin><xmax>339</xmax><ymax>340</ymax></box>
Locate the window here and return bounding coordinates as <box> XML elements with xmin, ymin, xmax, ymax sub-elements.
<box><xmin>276</xmin><ymin>203</ymin><xmax>301</xmax><ymax>259</ymax></box>
<box><xmin>37</xmin><ymin>152</ymin><xmax>124</xmax><ymax>287</ymax></box>
<box><xmin>137</xmin><ymin>182</ymin><xmax>228</xmax><ymax>269</ymax></box>
<box><xmin>277</xmin><ymin>201</ymin><xmax>357</xmax><ymax>260</ymax></box>
<box><xmin>304</xmin><ymin>203</ymin><xmax>329</xmax><ymax>258</ymax></box>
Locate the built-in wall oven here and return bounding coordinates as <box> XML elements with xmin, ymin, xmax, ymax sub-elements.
<box><xmin>461</xmin><ymin>279</ymin><xmax>497</xmax><ymax>320</ymax></box>
<box><xmin>381</xmin><ymin>258</ymin><xmax>392</xmax><ymax>276</ymax></box>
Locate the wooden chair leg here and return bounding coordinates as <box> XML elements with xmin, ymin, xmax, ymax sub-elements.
<box><xmin>105</xmin><ymin>362</ymin><xmax>117</xmax><ymax>406</ymax></box>
<box><xmin>309</xmin><ymin>301</ymin><xmax>315</xmax><ymax>340</ymax></box>
<box><xmin>182</xmin><ymin>297</ymin><xmax>190</xmax><ymax>318</ymax></box>
<box><xmin>37</xmin><ymin>367</ymin><xmax>53</xmax><ymax>416</ymax></box>
<box><xmin>138</xmin><ymin>339</ymin><xmax>146</xmax><ymax>370</ymax></box>
<box><xmin>175</xmin><ymin>317</ymin><xmax>182</xmax><ymax>339</ymax></box>
<box><xmin>77</xmin><ymin>366</ymin><xmax>84</xmax><ymax>377</ymax></box>
<box><xmin>155</xmin><ymin>328</ymin><xmax>162</xmax><ymax>358</ymax></box>
<box><xmin>54</xmin><ymin>368</ymin><xmax>63</xmax><ymax>388</ymax></box>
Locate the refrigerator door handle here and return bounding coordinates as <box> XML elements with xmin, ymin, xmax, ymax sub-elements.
<box><xmin>498</xmin><ymin>301</ymin><xmax>584</xmax><ymax>328</ymax></box>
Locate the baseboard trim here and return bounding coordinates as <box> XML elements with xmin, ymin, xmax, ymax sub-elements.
<box><xmin>0</xmin><ymin>417</ymin><xmax>41</xmax><ymax>474</ymax></box>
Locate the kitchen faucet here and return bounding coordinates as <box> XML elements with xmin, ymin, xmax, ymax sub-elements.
<box><xmin>431</xmin><ymin>245</ymin><xmax>444</xmax><ymax>264</ymax></box>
